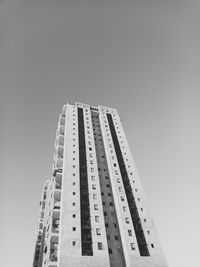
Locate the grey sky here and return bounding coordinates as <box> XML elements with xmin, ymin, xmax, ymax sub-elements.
<box><xmin>1</xmin><ymin>0</ymin><xmax>200</xmax><ymax>266</ymax></box>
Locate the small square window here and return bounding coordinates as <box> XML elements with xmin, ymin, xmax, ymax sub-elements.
<box><xmin>151</xmin><ymin>244</ymin><xmax>154</xmax><ymax>248</ymax></box>
<box><xmin>94</xmin><ymin>204</ymin><xmax>98</xmax><ymax>210</ymax></box>
<box><xmin>96</xmin><ymin>228</ymin><xmax>101</xmax><ymax>235</ymax></box>
<box><xmin>119</xmin><ymin>187</ymin><xmax>122</xmax><ymax>192</ymax></box>
<box><xmin>109</xmin><ymin>202</ymin><xmax>113</xmax><ymax>206</ymax></box>
<box><xmin>105</xmin><ymin>222</ymin><xmax>108</xmax><ymax>228</ymax></box>
<box><xmin>73</xmin><ymin>192</ymin><xmax>76</xmax><ymax>195</ymax></box>
<box><xmin>72</xmin><ymin>214</ymin><xmax>76</xmax><ymax>218</ymax></box>
<box><xmin>125</xmin><ymin>217</ymin><xmax>130</xmax><ymax>223</ymax></box>
<box><xmin>72</xmin><ymin>241</ymin><xmax>76</xmax><ymax>246</ymax></box>
<box><xmin>92</xmin><ymin>184</ymin><xmax>96</xmax><ymax>189</ymax></box>
<box><xmin>128</xmin><ymin>230</ymin><xmax>132</xmax><ymax>236</ymax></box>
<box><xmin>72</xmin><ymin>202</ymin><xmax>76</xmax><ymax>206</ymax></box>
<box><xmin>108</xmin><ymin>248</ymin><xmax>112</xmax><ymax>254</ymax></box>
<box><xmin>98</xmin><ymin>242</ymin><xmax>103</xmax><ymax>250</ymax></box>
<box><xmin>114</xmin><ymin>235</ymin><xmax>119</xmax><ymax>240</ymax></box>
<box><xmin>95</xmin><ymin>216</ymin><xmax>100</xmax><ymax>222</ymax></box>
<box><xmin>93</xmin><ymin>194</ymin><xmax>97</xmax><ymax>200</ymax></box>
<box><xmin>121</xmin><ymin>196</ymin><xmax>125</xmax><ymax>202</ymax></box>
<box><xmin>72</xmin><ymin>227</ymin><xmax>76</xmax><ymax>231</ymax></box>
<box><xmin>91</xmin><ymin>176</ymin><xmax>95</xmax><ymax>180</ymax></box>
<box><xmin>123</xmin><ymin>206</ymin><xmax>126</xmax><ymax>212</ymax></box>
<box><xmin>131</xmin><ymin>243</ymin><xmax>135</xmax><ymax>250</ymax></box>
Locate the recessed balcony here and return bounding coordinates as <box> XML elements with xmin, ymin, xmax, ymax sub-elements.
<box><xmin>60</xmin><ymin>117</ymin><xmax>65</xmax><ymax>126</ymax></box>
<box><xmin>54</xmin><ymin>189</ymin><xmax>61</xmax><ymax>202</ymax></box>
<box><xmin>49</xmin><ymin>242</ymin><xmax>58</xmax><ymax>262</ymax></box>
<box><xmin>58</xmin><ymin>135</ymin><xmax>64</xmax><ymax>146</ymax></box>
<box><xmin>59</xmin><ymin>126</ymin><xmax>65</xmax><ymax>136</ymax></box>
<box><xmin>55</xmin><ymin>158</ymin><xmax>63</xmax><ymax>169</ymax></box>
<box><xmin>55</xmin><ymin>173</ymin><xmax>62</xmax><ymax>186</ymax></box>
<box><xmin>57</xmin><ymin>146</ymin><xmax>64</xmax><ymax>159</ymax></box>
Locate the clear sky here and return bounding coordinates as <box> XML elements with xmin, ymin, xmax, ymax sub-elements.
<box><xmin>0</xmin><ymin>0</ymin><xmax>200</xmax><ymax>266</ymax></box>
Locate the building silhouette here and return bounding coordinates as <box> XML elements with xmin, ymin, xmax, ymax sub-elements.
<box><xmin>33</xmin><ymin>102</ymin><xmax>168</xmax><ymax>267</ymax></box>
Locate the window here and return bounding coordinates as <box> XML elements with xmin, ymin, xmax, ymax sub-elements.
<box><xmin>131</xmin><ymin>243</ymin><xmax>135</xmax><ymax>250</ymax></box>
<box><xmin>89</xmin><ymin>147</ymin><xmax>92</xmax><ymax>151</ymax></box>
<box><xmin>121</xmin><ymin>196</ymin><xmax>125</xmax><ymax>202</ymax></box>
<box><xmin>123</xmin><ymin>206</ymin><xmax>127</xmax><ymax>212</ymax></box>
<box><xmin>91</xmin><ymin>176</ymin><xmax>95</xmax><ymax>181</ymax></box>
<box><xmin>94</xmin><ymin>204</ymin><xmax>98</xmax><ymax>210</ymax></box>
<box><xmin>72</xmin><ymin>227</ymin><xmax>76</xmax><ymax>231</ymax></box>
<box><xmin>91</xmin><ymin>168</ymin><xmax>94</xmax><ymax>172</ymax></box>
<box><xmin>119</xmin><ymin>187</ymin><xmax>122</xmax><ymax>192</ymax></box>
<box><xmin>92</xmin><ymin>184</ymin><xmax>96</xmax><ymax>189</ymax></box>
<box><xmin>105</xmin><ymin>223</ymin><xmax>108</xmax><ymax>228</ymax></box>
<box><xmin>93</xmin><ymin>194</ymin><xmax>97</xmax><ymax>200</ymax></box>
<box><xmin>109</xmin><ymin>202</ymin><xmax>113</xmax><ymax>206</ymax></box>
<box><xmin>151</xmin><ymin>244</ymin><xmax>154</xmax><ymax>248</ymax></box>
<box><xmin>98</xmin><ymin>242</ymin><xmax>103</xmax><ymax>250</ymax></box>
<box><xmin>72</xmin><ymin>241</ymin><xmax>76</xmax><ymax>246</ymax></box>
<box><xmin>141</xmin><ymin>208</ymin><xmax>143</xmax><ymax>211</ymax></box>
<box><xmin>114</xmin><ymin>235</ymin><xmax>119</xmax><ymax>240</ymax></box>
<box><xmin>144</xmin><ymin>218</ymin><xmax>147</xmax><ymax>223</ymax></box>
<box><xmin>107</xmin><ymin>234</ymin><xmax>110</xmax><ymax>240</ymax></box>
<box><xmin>125</xmin><ymin>217</ymin><xmax>130</xmax><ymax>223</ymax></box>
<box><xmin>115</xmin><ymin>170</ymin><xmax>119</xmax><ymax>175</ymax></box>
<box><xmin>106</xmin><ymin>184</ymin><xmax>110</xmax><ymax>188</ymax></box>
<box><xmin>96</xmin><ymin>228</ymin><xmax>101</xmax><ymax>235</ymax></box>
<box><xmin>72</xmin><ymin>202</ymin><xmax>75</xmax><ymax>206</ymax></box>
<box><xmin>147</xmin><ymin>230</ymin><xmax>150</xmax><ymax>235</ymax></box>
<box><xmin>113</xmin><ymin>163</ymin><xmax>117</xmax><ymax>167</ymax></box>
<box><xmin>95</xmin><ymin>216</ymin><xmax>99</xmax><ymax>222</ymax></box>
<box><xmin>72</xmin><ymin>214</ymin><xmax>76</xmax><ymax>218</ymax></box>
<box><xmin>108</xmin><ymin>192</ymin><xmax>111</xmax><ymax>196</ymax></box>
<box><xmin>73</xmin><ymin>192</ymin><xmax>76</xmax><ymax>195</ymax></box>
<box><xmin>117</xmin><ymin>178</ymin><xmax>120</xmax><ymax>183</ymax></box>
<box><xmin>113</xmin><ymin>223</ymin><xmax>117</xmax><ymax>228</ymax></box>
<box><xmin>72</xmin><ymin>182</ymin><xmax>75</xmax><ymax>185</ymax></box>
<box><xmin>128</xmin><ymin>230</ymin><xmax>132</xmax><ymax>236</ymax></box>
<box><xmin>108</xmin><ymin>248</ymin><xmax>112</xmax><ymax>254</ymax></box>
<box><xmin>104</xmin><ymin>211</ymin><xmax>107</xmax><ymax>216</ymax></box>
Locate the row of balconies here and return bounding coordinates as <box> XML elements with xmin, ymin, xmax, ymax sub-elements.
<box><xmin>47</xmin><ymin>107</ymin><xmax>66</xmax><ymax>267</ymax></box>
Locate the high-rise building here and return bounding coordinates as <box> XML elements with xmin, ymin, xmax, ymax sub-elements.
<box><xmin>33</xmin><ymin>102</ymin><xmax>168</xmax><ymax>267</ymax></box>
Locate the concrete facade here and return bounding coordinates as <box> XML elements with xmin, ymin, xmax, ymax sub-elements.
<box><xmin>33</xmin><ymin>102</ymin><xmax>168</xmax><ymax>267</ymax></box>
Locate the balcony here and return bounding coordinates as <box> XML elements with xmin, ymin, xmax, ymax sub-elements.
<box><xmin>49</xmin><ymin>243</ymin><xmax>58</xmax><ymax>262</ymax></box>
<box><xmin>59</xmin><ymin>126</ymin><xmax>65</xmax><ymax>136</ymax></box>
<box><xmin>58</xmin><ymin>135</ymin><xmax>64</xmax><ymax>146</ymax></box>
<box><xmin>57</xmin><ymin>146</ymin><xmax>64</xmax><ymax>159</ymax></box>
<box><xmin>55</xmin><ymin>173</ymin><xmax>62</xmax><ymax>185</ymax></box>
<box><xmin>55</xmin><ymin>158</ymin><xmax>63</xmax><ymax>169</ymax></box>
<box><xmin>54</xmin><ymin>189</ymin><xmax>61</xmax><ymax>202</ymax></box>
<box><xmin>60</xmin><ymin>117</ymin><xmax>65</xmax><ymax>126</ymax></box>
